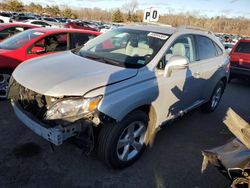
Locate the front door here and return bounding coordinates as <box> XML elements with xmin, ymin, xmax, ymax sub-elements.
<box><xmin>26</xmin><ymin>33</ymin><xmax>68</xmax><ymax>59</ymax></box>
<box><xmin>155</xmin><ymin>34</ymin><xmax>202</xmax><ymax>122</ymax></box>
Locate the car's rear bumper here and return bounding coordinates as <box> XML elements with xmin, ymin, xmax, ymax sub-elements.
<box><xmin>11</xmin><ymin>101</ymin><xmax>82</xmax><ymax>145</ymax></box>
<box><xmin>230</xmin><ymin>66</ymin><xmax>250</xmax><ymax>78</ymax></box>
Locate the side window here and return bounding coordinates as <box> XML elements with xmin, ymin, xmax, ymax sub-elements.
<box><xmin>159</xmin><ymin>35</ymin><xmax>195</xmax><ymax>69</ymax></box>
<box><xmin>0</xmin><ymin>28</ymin><xmax>12</xmax><ymax>40</ymax></box>
<box><xmin>70</xmin><ymin>33</ymin><xmax>96</xmax><ymax>49</ymax></box>
<box><xmin>0</xmin><ymin>27</ymin><xmax>23</xmax><ymax>39</ymax></box>
<box><xmin>213</xmin><ymin>42</ymin><xmax>223</xmax><ymax>55</ymax></box>
<box><xmin>196</xmin><ymin>35</ymin><xmax>217</xmax><ymax>60</ymax></box>
<box><xmin>29</xmin><ymin>33</ymin><xmax>68</xmax><ymax>54</ymax></box>
<box><xmin>32</xmin><ymin>21</ymin><xmax>39</xmax><ymax>25</ymax></box>
<box><xmin>76</xmin><ymin>23</ymin><xmax>83</xmax><ymax>27</ymax></box>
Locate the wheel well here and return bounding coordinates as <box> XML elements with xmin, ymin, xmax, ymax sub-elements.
<box><xmin>137</xmin><ymin>105</ymin><xmax>151</xmax><ymax>115</ymax></box>
<box><xmin>0</xmin><ymin>69</ymin><xmax>14</xmax><ymax>74</ymax></box>
<box><xmin>220</xmin><ymin>76</ymin><xmax>227</xmax><ymax>89</ymax></box>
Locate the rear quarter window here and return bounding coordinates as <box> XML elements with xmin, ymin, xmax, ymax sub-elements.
<box><xmin>196</xmin><ymin>35</ymin><xmax>217</xmax><ymax>60</ymax></box>
<box><xmin>234</xmin><ymin>42</ymin><xmax>250</xmax><ymax>53</ymax></box>
<box><xmin>213</xmin><ymin>42</ymin><xmax>223</xmax><ymax>55</ymax></box>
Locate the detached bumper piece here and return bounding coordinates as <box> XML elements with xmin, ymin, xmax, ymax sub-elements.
<box><xmin>12</xmin><ymin>101</ymin><xmax>88</xmax><ymax>146</ymax></box>
<box><xmin>202</xmin><ymin>108</ymin><xmax>250</xmax><ymax>188</ymax></box>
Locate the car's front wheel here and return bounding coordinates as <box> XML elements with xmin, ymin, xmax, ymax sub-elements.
<box><xmin>0</xmin><ymin>70</ymin><xmax>12</xmax><ymax>100</ymax></box>
<box><xmin>97</xmin><ymin>110</ymin><xmax>148</xmax><ymax>169</ymax></box>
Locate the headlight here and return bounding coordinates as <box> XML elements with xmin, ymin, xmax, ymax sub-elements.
<box><xmin>46</xmin><ymin>95</ymin><xmax>102</xmax><ymax>120</ymax></box>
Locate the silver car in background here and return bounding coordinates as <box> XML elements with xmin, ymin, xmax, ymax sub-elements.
<box><xmin>8</xmin><ymin>25</ymin><xmax>230</xmax><ymax>168</ymax></box>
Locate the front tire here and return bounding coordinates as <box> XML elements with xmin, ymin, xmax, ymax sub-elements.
<box><xmin>202</xmin><ymin>81</ymin><xmax>225</xmax><ymax>112</ymax></box>
<box><xmin>0</xmin><ymin>70</ymin><xmax>12</xmax><ymax>100</ymax></box>
<box><xmin>97</xmin><ymin>110</ymin><xmax>148</xmax><ymax>169</ymax></box>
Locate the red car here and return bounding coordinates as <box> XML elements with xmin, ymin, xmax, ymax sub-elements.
<box><xmin>0</xmin><ymin>28</ymin><xmax>100</xmax><ymax>99</ymax></box>
<box><xmin>64</xmin><ymin>22</ymin><xmax>99</xmax><ymax>32</ymax></box>
<box><xmin>229</xmin><ymin>39</ymin><xmax>250</xmax><ymax>80</ymax></box>
<box><xmin>0</xmin><ymin>23</ymin><xmax>40</xmax><ymax>41</ymax></box>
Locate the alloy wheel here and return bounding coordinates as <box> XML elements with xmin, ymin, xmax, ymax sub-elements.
<box><xmin>116</xmin><ymin>121</ymin><xmax>146</xmax><ymax>161</ymax></box>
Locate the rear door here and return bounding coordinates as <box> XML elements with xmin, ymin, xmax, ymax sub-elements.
<box><xmin>193</xmin><ymin>35</ymin><xmax>225</xmax><ymax>100</ymax></box>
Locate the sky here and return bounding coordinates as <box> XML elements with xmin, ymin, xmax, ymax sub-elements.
<box><xmin>20</xmin><ymin>0</ymin><xmax>250</xmax><ymax>19</ymax></box>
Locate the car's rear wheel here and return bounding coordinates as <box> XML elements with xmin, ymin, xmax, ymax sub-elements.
<box><xmin>202</xmin><ymin>81</ymin><xmax>225</xmax><ymax>112</ymax></box>
<box><xmin>0</xmin><ymin>70</ymin><xmax>12</xmax><ymax>100</ymax></box>
<box><xmin>97</xmin><ymin>110</ymin><xmax>148</xmax><ymax>169</ymax></box>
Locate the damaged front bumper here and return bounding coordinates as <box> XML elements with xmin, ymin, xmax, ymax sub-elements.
<box><xmin>11</xmin><ymin>101</ymin><xmax>88</xmax><ymax>146</ymax></box>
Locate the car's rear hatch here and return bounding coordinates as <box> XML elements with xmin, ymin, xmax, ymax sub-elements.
<box><xmin>230</xmin><ymin>41</ymin><xmax>250</xmax><ymax>69</ymax></box>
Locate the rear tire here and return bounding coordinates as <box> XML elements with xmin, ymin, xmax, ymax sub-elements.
<box><xmin>202</xmin><ymin>81</ymin><xmax>225</xmax><ymax>112</ymax></box>
<box><xmin>97</xmin><ymin>110</ymin><xmax>149</xmax><ymax>169</ymax></box>
<box><xmin>0</xmin><ymin>70</ymin><xmax>12</xmax><ymax>100</ymax></box>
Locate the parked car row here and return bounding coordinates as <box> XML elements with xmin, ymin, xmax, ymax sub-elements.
<box><xmin>0</xmin><ymin>11</ymin><xmax>122</xmax><ymax>32</ymax></box>
<box><xmin>4</xmin><ymin>24</ymin><xmax>230</xmax><ymax>169</ymax></box>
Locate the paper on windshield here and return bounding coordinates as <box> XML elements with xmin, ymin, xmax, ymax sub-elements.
<box><xmin>147</xmin><ymin>32</ymin><xmax>169</xmax><ymax>40</ymax></box>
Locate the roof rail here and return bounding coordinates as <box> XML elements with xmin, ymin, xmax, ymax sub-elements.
<box><xmin>177</xmin><ymin>25</ymin><xmax>213</xmax><ymax>34</ymax></box>
<box><xmin>136</xmin><ymin>22</ymin><xmax>172</xmax><ymax>27</ymax></box>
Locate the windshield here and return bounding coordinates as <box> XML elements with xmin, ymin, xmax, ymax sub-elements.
<box><xmin>235</xmin><ymin>42</ymin><xmax>250</xmax><ymax>54</ymax></box>
<box><xmin>0</xmin><ymin>29</ymin><xmax>45</xmax><ymax>50</ymax></box>
<box><xmin>78</xmin><ymin>28</ymin><xmax>169</xmax><ymax>68</ymax></box>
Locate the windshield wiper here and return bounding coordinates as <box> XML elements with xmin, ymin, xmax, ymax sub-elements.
<box><xmin>83</xmin><ymin>55</ymin><xmax>121</xmax><ymax>66</ymax></box>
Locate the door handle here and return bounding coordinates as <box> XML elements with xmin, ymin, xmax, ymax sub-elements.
<box><xmin>218</xmin><ymin>64</ymin><xmax>224</xmax><ymax>69</ymax></box>
<box><xmin>193</xmin><ymin>72</ymin><xmax>201</xmax><ymax>78</ymax></box>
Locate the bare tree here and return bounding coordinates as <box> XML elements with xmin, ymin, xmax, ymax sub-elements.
<box><xmin>122</xmin><ymin>0</ymin><xmax>138</xmax><ymax>13</ymax></box>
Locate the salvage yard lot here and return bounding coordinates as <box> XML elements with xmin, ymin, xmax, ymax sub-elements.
<box><xmin>0</xmin><ymin>79</ymin><xmax>249</xmax><ymax>188</ymax></box>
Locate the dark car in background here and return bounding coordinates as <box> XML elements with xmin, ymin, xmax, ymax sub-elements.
<box><xmin>229</xmin><ymin>39</ymin><xmax>250</xmax><ymax>80</ymax></box>
<box><xmin>64</xmin><ymin>21</ymin><xmax>99</xmax><ymax>31</ymax></box>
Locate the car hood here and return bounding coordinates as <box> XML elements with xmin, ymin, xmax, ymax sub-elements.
<box><xmin>13</xmin><ymin>51</ymin><xmax>138</xmax><ymax>97</ymax></box>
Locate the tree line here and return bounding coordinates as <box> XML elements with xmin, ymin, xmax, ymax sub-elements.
<box><xmin>0</xmin><ymin>0</ymin><xmax>250</xmax><ymax>36</ymax></box>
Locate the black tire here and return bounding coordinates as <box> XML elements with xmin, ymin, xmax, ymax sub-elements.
<box><xmin>97</xmin><ymin>110</ymin><xmax>149</xmax><ymax>169</ymax></box>
<box><xmin>0</xmin><ymin>70</ymin><xmax>12</xmax><ymax>100</ymax></box>
<box><xmin>202</xmin><ymin>81</ymin><xmax>225</xmax><ymax>112</ymax></box>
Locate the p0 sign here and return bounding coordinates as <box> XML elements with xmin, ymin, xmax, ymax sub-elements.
<box><xmin>143</xmin><ymin>8</ymin><xmax>159</xmax><ymax>22</ymax></box>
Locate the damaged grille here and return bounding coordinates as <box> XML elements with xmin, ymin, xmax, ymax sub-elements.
<box><xmin>8</xmin><ymin>78</ymin><xmax>52</xmax><ymax>122</ymax></box>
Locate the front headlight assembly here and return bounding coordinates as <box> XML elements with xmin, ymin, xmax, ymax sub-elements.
<box><xmin>45</xmin><ymin>95</ymin><xmax>102</xmax><ymax>120</ymax></box>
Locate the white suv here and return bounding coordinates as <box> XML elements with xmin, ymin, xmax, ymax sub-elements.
<box><xmin>9</xmin><ymin>25</ymin><xmax>230</xmax><ymax>168</ymax></box>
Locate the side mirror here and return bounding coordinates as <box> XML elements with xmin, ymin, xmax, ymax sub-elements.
<box><xmin>164</xmin><ymin>55</ymin><xmax>189</xmax><ymax>77</ymax></box>
<box><xmin>31</xmin><ymin>46</ymin><xmax>45</xmax><ymax>54</ymax></box>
